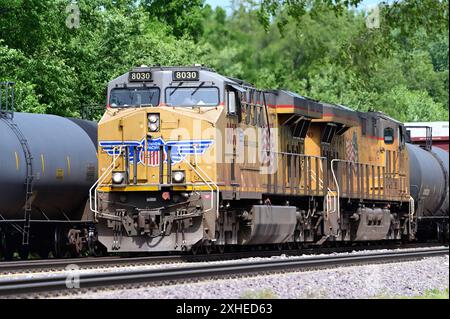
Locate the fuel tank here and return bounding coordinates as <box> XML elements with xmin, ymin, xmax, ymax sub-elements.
<box><xmin>0</xmin><ymin>112</ymin><xmax>98</xmax><ymax>220</ymax></box>
<box><xmin>407</xmin><ymin>143</ymin><xmax>449</xmax><ymax>217</ymax></box>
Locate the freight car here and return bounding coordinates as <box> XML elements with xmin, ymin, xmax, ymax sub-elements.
<box><xmin>0</xmin><ymin>82</ymin><xmax>98</xmax><ymax>260</ymax></box>
<box><xmin>405</xmin><ymin>122</ymin><xmax>449</xmax><ymax>152</ymax></box>
<box><xmin>90</xmin><ymin>66</ymin><xmax>448</xmax><ymax>254</ymax></box>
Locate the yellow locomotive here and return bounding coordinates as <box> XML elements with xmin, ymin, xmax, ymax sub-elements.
<box><xmin>90</xmin><ymin>65</ymin><xmax>446</xmax><ymax>254</ymax></box>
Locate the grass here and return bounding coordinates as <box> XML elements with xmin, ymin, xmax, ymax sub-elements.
<box><xmin>239</xmin><ymin>288</ymin><xmax>449</xmax><ymax>299</ymax></box>
<box><xmin>240</xmin><ymin>289</ymin><xmax>279</xmax><ymax>299</ymax></box>
<box><xmin>376</xmin><ymin>288</ymin><xmax>449</xmax><ymax>299</ymax></box>
<box><xmin>408</xmin><ymin>288</ymin><xmax>449</xmax><ymax>299</ymax></box>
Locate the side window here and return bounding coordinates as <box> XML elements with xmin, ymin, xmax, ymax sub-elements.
<box><xmin>252</xmin><ymin>91</ymin><xmax>259</xmax><ymax>126</ymax></box>
<box><xmin>259</xmin><ymin>91</ymin><xmax>267</xmax><ymax>127</ymax></box>
<box><xmin>384</xmin><ymin>127</ymin><xmax>394</xmax><ymax>144</ymax></box>
<box><xmin>399</xmin><ymin>126</ymin><xmax>406</xmax><ymax>149</ymax></box>
<box><xmin>361</xmin><ymin>118</ymin><xmax>367</xmax><ymax>136</ymax></box>
<box><xmin>245</xmin><ymin>90</ymin><xmax>252</xmax><ymax>125</ymax></box>
<box><xmin>372</xmin><ymin>118</ymin><xmax>378</xmax><ymax>137</ymax></box>
<box><xmin>227</xmin><ymin>91</ymin><xmax>236</xmax><ymax>114</ymax></box>
<box><xmin>227</xmin><ymin>90</ymin><xmax>242</xmax><ymax>122</ymax></box>
<box><xmin>258</xmin><ymin>106</ymin><xmax>265</xmax><ymax>127</ymax></box>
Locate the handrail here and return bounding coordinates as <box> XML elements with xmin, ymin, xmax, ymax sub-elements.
<box><xmin>330</xmin><ymin>159</ymin><xmax>342</xmax><ymax>219</ymax></box>
<box><xmin>325</xmin><ymin>188</ymin><xmax>337</xmax><ymax>220</ymax></box>
<box><xmin>179</xmin><ymin>151</ymin><xmax>217</xmax><ymax>217</ymax></box>
<box><xmin>89</xmin><ymin>146</ymin><xmax>123</xmax><ymax>220</ymax></box>
<box><xmin>409</xmin><ymin>195</ymin><xmax>415</xmax><ymax>235</ymax></box>
<box><xmin>269</xmin><ymin>150</ymin><xmax>326</xmax><ymax>160</ymax></box>
<box><xmin>310</xmin><ymin>161</ymin><xmax>324</xmax><ymax>189</ymax></box>
<box><xmin>269</xmin><ymin>150</ymin><xmax>326</xmax><ymax>193</ymax></box>
<box><xmin>193</xmin><ymin>147</ymin><xmax>220</xmax><ymax>218</ymax></box>
<box><xmin>193</xmin><ymin>145</ymin><xmax>219</xmax><ymax>217</ymax></box>
<box><xmin>330</xmin><ymin>159</ymin><xmax>388</xmax><ymax>217</ymax></box>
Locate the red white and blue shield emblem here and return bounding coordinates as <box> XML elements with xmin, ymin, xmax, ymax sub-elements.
<box><xmin>100</xmin><ymin>137</ymin><xmax>213</xmax><ymax>167</ymax></box>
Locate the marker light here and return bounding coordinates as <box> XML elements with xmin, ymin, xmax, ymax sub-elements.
<box><xmin>172</xmin><ymin>171</ymin><xmax>185</xmax><ymax>183</ymax></box>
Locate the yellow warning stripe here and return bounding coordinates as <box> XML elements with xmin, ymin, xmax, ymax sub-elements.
<box><xmin>98</xmin><ymin>185</ymin><xmax>214</xmax><ymax>192</ymax></box>
<box><xmin>41</xmin><ymin>154</ymin><xmax>45</xmax><ymax>175</ymax></box>
<box><xmin>67</xmin><ymin>156</ymin><xmax>71</xmax><ymax>176</ymax></box>
<box><xmin>15</xmin><ymin>152</ymin><xmax>19</xmax><ymax>170</ymax></box>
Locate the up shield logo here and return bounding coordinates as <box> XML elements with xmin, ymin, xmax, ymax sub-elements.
<box><xmin>99</xmin><ymin>137</ymin><xmax>213</xmax><ymax>167</ymax></box>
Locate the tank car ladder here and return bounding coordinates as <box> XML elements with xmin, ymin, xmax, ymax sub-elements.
<box><xmin>0</xmin><ymin>83</ymin><xmax>34</xmax><ymax>246</ymax></box>
<box><xmin>6</xmin><ymin>121</ymin><xmax>34</xmax><ymax>245</ymax></box>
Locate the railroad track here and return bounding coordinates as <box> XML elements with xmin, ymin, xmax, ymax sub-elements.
<box><xmin>0</xmin><ymin>242</ymin><xmax>445</xmax><ymax>274</ymax></box>
<box><xmin>0</xmin><ymin>247</ymin><xmax>447</xmax><ymax>298</ymax></box>
<box><xmin>0</xmin><ymin>255</ymin><xmax>183</xmax><ymax>274</ymax></box>
<box><xmin>0</xmin><ymin>242</ymin><xmax>443</xmax><ymax>274</ymax></box>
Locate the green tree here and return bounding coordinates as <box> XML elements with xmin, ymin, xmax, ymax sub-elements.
<box><xmin>142</xmin><ymin>0</ymin><xmax>206</xmax><ymax>40</ymax></box>
<box><xmin>0</xmin><ymin>0</ymin><xmax>210</xmax><ymax>117</ymax></box>
<box><xmin>201</xmin><ymin>1</ymin><xmax>448</xmax><ymax>121</ymax></box>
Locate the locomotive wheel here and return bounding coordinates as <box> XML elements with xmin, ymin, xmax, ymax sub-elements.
<box><xmin>88</xmin><ymin>233</ymin><xmax>97</xmax><ymax>256</ymax></box>
<box><xmin>68</xmin><ymin>229</ymin><xmax>83</xmax><ymax>257</ymax></box>
<box><xmin>53</xmin><ymin>227</ymin><xmax>66</xmax><ymax>258</ymax></box>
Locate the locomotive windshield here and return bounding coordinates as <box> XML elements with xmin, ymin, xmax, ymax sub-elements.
<box><xmin>165</xmin><ymin>86</ymin><xmax>219</xmax><ymax>107</ymax></box>
<box><xmin>109</xmin><ymin>87</ymin><xmax>160</xmax><ymax>108</ymax></box>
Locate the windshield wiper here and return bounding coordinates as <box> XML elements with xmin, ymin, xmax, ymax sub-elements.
<box><xmin>191</xmin><ymin>81</ymin><xmax>205</xmax><ymax>96</ymax></box>
<box><xmin>148</xmin><ymin>91</ymin><xmax>156</xmax><ymax>106</ymax></box>
<box><xmin>170</xmin><ymin>82</ymin><xmax>183</xmax><ymax>96</ymax></box>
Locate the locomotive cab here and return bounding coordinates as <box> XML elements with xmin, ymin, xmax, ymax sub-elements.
<box><xmin>93</xmin><ymin>66</ymin><xmax>230</xmax><ymax>252</ymax></box>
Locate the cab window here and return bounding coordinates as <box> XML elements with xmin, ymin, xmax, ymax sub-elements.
<box><xmin>165</xmin><ymin>87</ymin><xmax>219</xmax><ymax>107</ymax></box>
<box><xmin>384</xmin><ymin>127</ymin><xmax>395</xmax><ymax>144</ymax></box>
<box><xmin>109</xmin><ymin>87</ymin><xmax>160</xmax><ymax>108</ymax></box>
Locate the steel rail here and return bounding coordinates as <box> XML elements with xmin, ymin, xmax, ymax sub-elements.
<box><xmin>0</xmin><ymin>255</ymin><xmax>183</xmax><ymax>273</ymax></box>
<box><xmin>0</xmin><ymin>243</ymin><xmax>446</xmax><ymax>273</ymax></box>
<box><xmin>0</xmin><ymin>247</ymin><xmax>447</xmax><ymax>297</ymax></box>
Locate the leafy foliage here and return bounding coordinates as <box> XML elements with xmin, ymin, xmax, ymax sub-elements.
<box><xmin>0</xmin><ymin>0</ymin><xmax>448</xmax><ymax>121</ymax></box>
<box><xmin>142</xmin><ymin>0</ymin><xmax>206</xmax><ymax>40</ymax></box>
<box><xmin>0</xmin><ymin>0</ymin><xmax>210</xmax><ymax>117</ymax></box>
<box><xmin>201</xmin><ymin>0</ymin><xmax>448</xmax><ymax>121</ymax></box>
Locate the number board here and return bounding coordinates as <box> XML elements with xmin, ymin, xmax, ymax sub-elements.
<box><xmin>172</xmin><ymin>70</ymin><xmax>200</xmax><ymax>81</ymax></box>
<box><xmin>129</xmin><ymin>71</ymin><xmax>152</xmax><ymax>82</ymax></box>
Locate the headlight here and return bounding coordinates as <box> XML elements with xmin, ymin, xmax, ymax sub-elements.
<box><xmin>112</xmin><ymin>172</ymin><xmax>126</xmax><ymax>184</ymax></box>
<box><xmin>148</xmin><ymin>113</ymin><xmax>160</xmax><ymax>132</ymax></box>
<box><xmin>148</xmin><ymin>114</ymin><xmax>158</xmax><ymax>123</ymax></box>
<box><xmin>149</xmin><ymin>123</ymin><xmax>159</xmax><ymax>132</ymax></box>
<box><xmin>172</xmin><ymin>171</ymin><xmax>185</xmax><ymax>183</ymax></box>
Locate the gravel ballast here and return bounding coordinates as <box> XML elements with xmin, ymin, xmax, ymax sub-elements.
<box><xmin>1</xmin><ymin>246</ymin><xmax>445</xmax><ymax>281</ymax></box>
<box><xmin>66</xmin><ymin>254</ymin><xmax>449</xmax><ymax>299</ymax></box>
